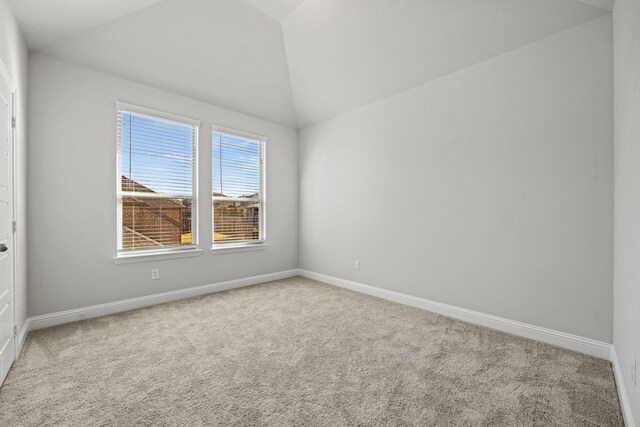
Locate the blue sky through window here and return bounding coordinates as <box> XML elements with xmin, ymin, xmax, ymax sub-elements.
<box><xmin>121</xmin><ymin>112</ymin><xmax>193</xmax><ymax>195</ymax></box>
<box><xmin>120</xmin><ymin>113</ymin><xmax>261</xmax><ymax>198</ymax></box>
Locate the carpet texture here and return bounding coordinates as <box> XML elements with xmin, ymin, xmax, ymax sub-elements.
<box><xmin>0</xmin><ymin>277</ymin><xmax>624</xmax><ymax>426</ymax></box>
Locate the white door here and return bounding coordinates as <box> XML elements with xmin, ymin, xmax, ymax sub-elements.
<box><xmin>0</xmin><ymin>68</ymin><xmax>15</xmax><ymax>386</ymax></box>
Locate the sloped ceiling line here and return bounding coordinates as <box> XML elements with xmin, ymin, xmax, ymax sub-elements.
<box><xmin>243</xmin><ymin>0</ymin><xmax>306</xmax><ymax>23</ymax></box>
<box><xmin>9</xmin><ymin>0</ymin><xmax>167</xmax><ymax>49</ymax></box>
<box><xmin>281</xmin><ymin>0</ymin><xmax>608</xmax><ymax>127</ymax></box>
<box><xmin>36</xmin><ymin>0</ymin><xmax>299</xmax><ymax>128</ymax></box>
<box><xmin>12</xmin><ymin>0</ymin><xmax>612</xmax><ymax>129</ymax></box>
<box><xmin>575</xmin><ymin>0</ymin><xmax>614</xmax><ymax>11</ymax></box>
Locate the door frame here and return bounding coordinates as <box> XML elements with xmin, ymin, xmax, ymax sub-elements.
<box><xmin>0</xmin><ymin>57</ymin><xmax>19</xmax><ymax>361</ymax></box>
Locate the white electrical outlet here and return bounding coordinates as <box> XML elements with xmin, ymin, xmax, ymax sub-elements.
<box><xmin>151</xmin><ymin>268</ymin><xmax>160</xmax><ymax>280</ymax></box>
<box><xmin>354</xmin><ymin>260</ymin><xmax>360</xmax><ymax>270</ymax></box>
<box><xmin>632</xmin><ymin>353</ymin><xmax>637</xmax><ymax>386</ymax></box>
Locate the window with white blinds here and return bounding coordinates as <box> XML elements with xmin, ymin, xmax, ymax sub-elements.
<box><xmin>116</xmin><ymin>103</ymin><xmax>199</xmax><ymax>254</ymax></box>
<box><xmin>212</xmin><ymin>127</ymin><xmax>265</xmax><ymax>246</ymax></box>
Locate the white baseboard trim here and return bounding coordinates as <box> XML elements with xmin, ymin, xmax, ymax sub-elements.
<box><xmin>298</xmin><ymin>269</ymin><xmax>612</xmax><ymax>360</ymax></box>
<box><xmin>28</xmin><ymin>269</ymin><xmax>298</xmax><ymax>331</ymax></box>
<box><xmin>16</xmin><ymin>319</ymin><xmax>30</xmax><ymax>357</ymax></box>
<box><xmin>611</xmin><ymin>346</ymin><xmax>636</xmax><ymax>427</ymax></box>
<box><xmin>21</xmin><ymin>268</ymin><xmax>616</xmax><ymax>362</ymax></box>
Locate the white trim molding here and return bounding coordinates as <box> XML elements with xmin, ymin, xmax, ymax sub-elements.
<box><xmin>298</xmin><ymin>269</ymin><xmax>612</xmax><ymax>360</ymax></box>
<box><xmin>28</xmin><ymin>269</ymin><xmax>298</xmax><ymax>331</ymax></box>
<box><xmin>0</xmin><ymin>58</ymin><xmax>16</xmax><ymax>91</ymax></box>
<box><xmin>611</xmin><ymin>346</ymin><xmax>637</xmax><ymax>427</ymax></box>
<box><xmin>114</xmin><ymin>248</ymin><xmax>203</xmax><ymax>264</ymax></box>
<box><xmin>211</xmin><ymin>243</ymin><xmax>269</xmax><ymax>254</ymax></box>
<box><xmin>211</xmin><ymin>124</ymin><xmax>268</xmax><ymax>143</ymax></box>
<box><xmin>115</xmin><ymin>101</ymin><xmax>201</xmax><ymax>127</ymax></box>
<box><xmin>16</xmin><ymin>319</ymin><xmax>29</xmax><ymax>358</ymax></box>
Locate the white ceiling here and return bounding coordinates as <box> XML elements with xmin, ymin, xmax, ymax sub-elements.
<box><xmin>282</xmin><ymin>0</ymin><xmax>608</xmax><ymax>127</ymax></box>
<box><xmin>11</xmin><ymin>0</ymin><xmax>612</xmax><ymax>129</ymax></box>
<box><xmin>243</xmin><ymin>0</ymin><xmax>305</xmax><ymax>23</ymax></box>
<box><xmin>8</xmin><ymin>0</ymin><xmax>166</xmax><ymax>49</ymax></box>
<box><xmin>37</xmin><ymin>0</ymin><xmax>298</xmax><ymax>128</ymax></box>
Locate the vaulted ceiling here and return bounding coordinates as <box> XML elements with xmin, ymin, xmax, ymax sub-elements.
<box><xmin>9</xmin><ymin>0</ymin><xmax>167</xmax><ymax>49</ymax></box>
<box><xmin>243</xmin><ymin>0</ymin><xmax>305</xmax><ymax>23</ymax></box>
<box><xmin>10</xmin><ymin>0</ymin><xmax>612</xmax><ymax>129</ymax></box>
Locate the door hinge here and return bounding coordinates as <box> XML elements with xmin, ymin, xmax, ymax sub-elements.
<box><xmin>12</xmin><ymin>221</ymin><xmax>16</xmax><ymax>233</ymax></box>
<box><xmin>13</xmin><ymin>325</ymin><xmax>17</xmax><ymax>337</ymax></box>
<box><xmin>11</xmin><ymin>116</ymin><xmax>16</xmax><ymax>129</ymax></box>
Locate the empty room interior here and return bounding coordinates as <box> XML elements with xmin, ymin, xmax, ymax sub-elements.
<box><xmin>0</xmin><ymin>0</ymin><xmax>639</xmax><ymax>425</ymax></box>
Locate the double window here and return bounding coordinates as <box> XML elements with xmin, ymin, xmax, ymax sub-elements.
<box><xmin>116</xmin><ymin>103</ymin><xmax>265</xmax><ymax>258</ymax></box>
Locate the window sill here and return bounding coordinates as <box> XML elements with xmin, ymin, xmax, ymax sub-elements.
<box><xmin>114</xmin><ymin>248</ymin><xmax>203</xmax><ymax>264</ymax></box>
<box><xmin>210</xmin><ymin>243</ymin><xmax>269</xmax><ymax>254</ymax></box>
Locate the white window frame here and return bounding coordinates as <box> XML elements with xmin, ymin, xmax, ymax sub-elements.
<box><xmin>211</xmin><ymin>124</ymin><xmax>267</xmax><ymax>253</ymax></box>
<box><xmin>115</xmin><ymin>101</ymin><xmax>201</xmax><ymax>262</ymax></box>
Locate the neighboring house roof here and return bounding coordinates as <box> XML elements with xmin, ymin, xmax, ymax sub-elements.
<box><xmin>122</xmin><ymin>176</ymin><xmax>186</xmax><ymax>209</ymax></box>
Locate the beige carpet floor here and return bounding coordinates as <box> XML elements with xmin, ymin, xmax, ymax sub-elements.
<box><xmin>0</xmin><ymin>277</ymin><xmax>624</xmax><ymax>426</ymax></box>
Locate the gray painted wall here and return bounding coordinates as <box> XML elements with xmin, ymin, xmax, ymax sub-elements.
<box><xmin>0</xmin><ymin>0</ymin><xmax>28</xmax><ymax>335</ymax></box>
<box><xmin>299</xmin><ymin>16</ymin><xmax>613</xmax><ymax>342</ymax></box>
<box><xmin>27</xmin><ymin>53</ymin><xmax>298</xmax><ymax>317</ymax></box>
<box><xmin>613</xmin><ymin>0</ymin><xmax>640</xmax><ymax>420</ymax></box>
